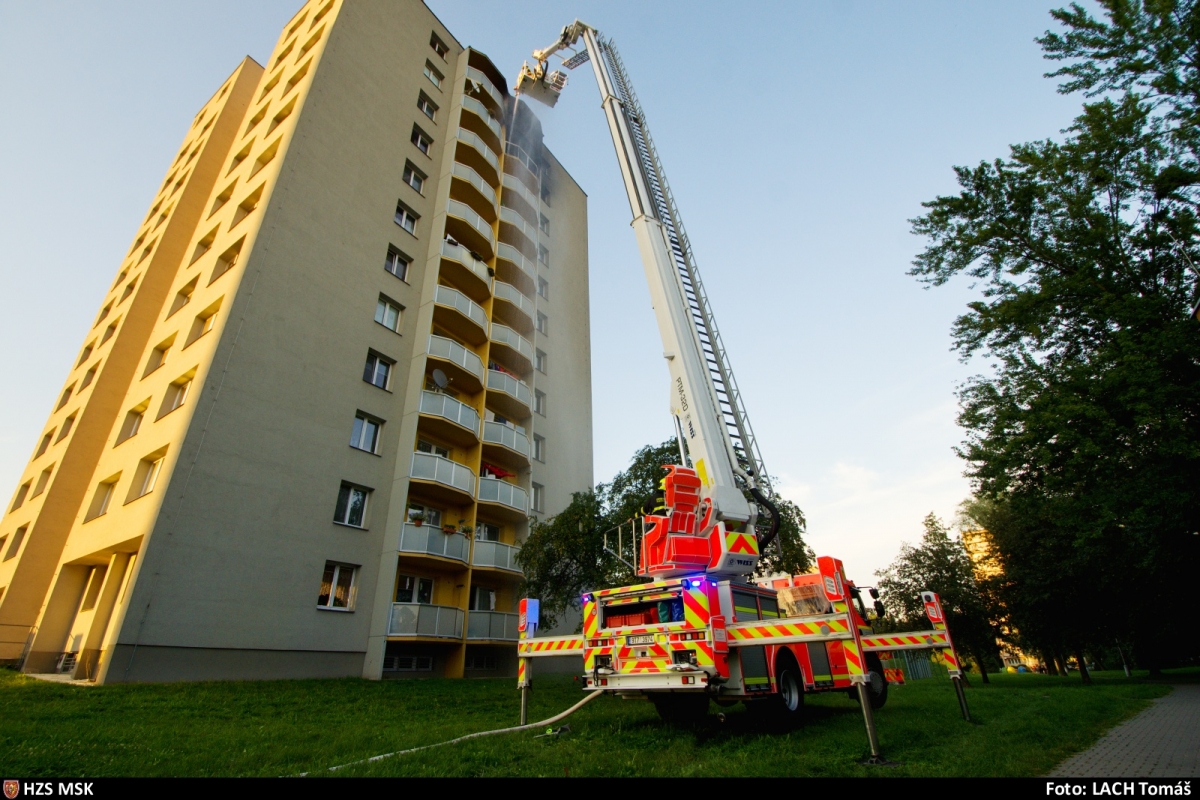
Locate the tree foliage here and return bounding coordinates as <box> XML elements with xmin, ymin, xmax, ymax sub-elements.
<box><xmin>517</xmin><ymin>440</ymin><xmax>811</xmax><ymax>629</ymax></box>
<box><xmin>910</xmin><ymin>1</ymin><xmax>1200</xmax><ymax>671</ymax></box>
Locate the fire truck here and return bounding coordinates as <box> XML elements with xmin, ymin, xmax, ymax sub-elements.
<box><xmin>512</xmin><ymin>23</ymin><xmax>971</xmax><ymax>754</ymax></box>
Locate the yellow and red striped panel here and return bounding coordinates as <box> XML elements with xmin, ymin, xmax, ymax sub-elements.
<box><xmin>518</xmin><ymin>637</ymin><xmax>585</xmax><ymax>656</ymax></box>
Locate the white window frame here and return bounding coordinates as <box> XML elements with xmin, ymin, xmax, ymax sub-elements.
<box><xmin>533</xmin><ymin>434</ymin><xmax>546</xmax><ymax>462</ymax></box>
<box><xmin>334</xmin><ymin>482</ymin><xmax>370</xmax><ymax>528</ymax></box>
<box><xmin>406</xmin><ymin>503</ymin><xmax>442</xmax><ymax>528</ymax></box>
<box><xmin>385</xmin><ymin>247</ymin><xmax>410</xmax><ymax>281</ymax></box>
<box><xmin>375</xmin><ymin>296</ymin><xmax>403</xmax><ymax>333</ymax></box>
<box><xmin>395</xmin><ymin>204</ymin><xmax>419</xmax><ymax>235</ymax></box>
<box><xmin>538</xmin><ymin>244</ymin><xmax>550</xmax><ymax>266</ymax></box>
<box><xmin>416</xmin><ymin>439</ymin><xmax>450</xmax><ymax>458</ymax></box>
<box><xmin>403</xmin><ymin>163</ymin><xmax>425</xmax><ymax>194</ymax></box>
<box><xmin>532</xmin><ymin>482</ymin><xmax>545</xmax><ymax>513</ymax></box>
<box><xmin>318</xmin><ymin>561</ymin><xmax>358</xmax><ymax>611</ymax></box>
<box><xmin>539</xmin><ymin>214</ymin><xmax>549</xmax><ymax>234</ymax></box>
<box><xmin>138</xmin><ymin>456</ymin><xmax>164</xmax><ymax>497</ymax></box>
<box><xmin>423</xmin><ymin>61</ymin><xmax>443</xmax><ymax>88</ymax></box>
<box><xmin>534</xmin><ymin>389</ymin><xmax>546</xmax><ymax>416</ymax></box>
<box><xmin>395</xmin><ymin>573</ymin><xmax>434</xmax><ymax>605</ymax></box>
<box><xmin>535</xmin><ymin>349</ymin><xmax>547</xmax><ymax>374</ymax></box>
<box><xmin>350</xmin><ymin>413</ymin><xmax>382</xmax><ymax>454</ymax></box>
<box><xmin>411</xmin><ymin>127</ymin><xmax>432</xmax><ymax>155</ymax></box>
<box><xmin>537</xmin><ymin>278</ymin><xmax>549</xmax><ymax>299</ymax></box>
<box><xmin>363</xmin><ymin>352</ymin><xmax>393</xmax><ymax>390</ymax></box>
<box><xmin>417</xmin><ymin>95</ymin><xmax>437</xmax><ymax>121</ymax></box>
<box><xmin>536</xmin><ymin>312</ymin><xmax>548</xmax><ymax>335</ymax></box>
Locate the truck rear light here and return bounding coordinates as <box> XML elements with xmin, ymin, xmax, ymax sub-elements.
<box><xmin>682</xmin><ymin>676</ymin><xmax>694</xmax><ymax>684</ymax></box>
<box><xmin>599</xmin><ymin>678</ymin><xmax>608</xmax><ymax>686</ymax></box>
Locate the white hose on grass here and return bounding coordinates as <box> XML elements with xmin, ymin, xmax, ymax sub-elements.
<box><xmin>299</xmin><ymin>689</ymin><xmax>604</xmax><ymax>776</ymax></box>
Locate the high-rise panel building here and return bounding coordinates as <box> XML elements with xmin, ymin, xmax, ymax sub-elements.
<box><xmin>0</xmin><ymin>0</ymin><xmax>592</xmax><ymax>683</ymax></box>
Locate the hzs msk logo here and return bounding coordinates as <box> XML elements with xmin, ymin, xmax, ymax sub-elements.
<box><xmin>4</xmin><ymin>780</ymin><xmax>18</xmax><ymax>800</ymax></box>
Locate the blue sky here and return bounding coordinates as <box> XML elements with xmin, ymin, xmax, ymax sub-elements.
<box><xmin>0</xmin><ymin>1</ymin><xmax>1087</xmax><ymax>581</ymax></box>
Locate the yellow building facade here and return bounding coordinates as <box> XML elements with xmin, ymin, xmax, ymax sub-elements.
<box><xmin>0</xmin><ymin>0</ymin><xmax>592</xmax><ymax>683</ymax></box>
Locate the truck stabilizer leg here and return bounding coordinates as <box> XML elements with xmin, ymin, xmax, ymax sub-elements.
<box><xmin>952</xmin><ymin>675</ymin><xmax>971</xmax><ymax>722</ymax></box>
<box><xmin>856</xmin><ymin>682</ymin><xmax>895</xmax><ymax>766</ymax></box>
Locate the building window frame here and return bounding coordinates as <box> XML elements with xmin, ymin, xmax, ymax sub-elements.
<box><xmin>318</xmin><ymin>561</ymin><xmax>359</xmax><ymax>611</ymax></box>
<box><xmin>350</xmin><ymin>412</ymin><xmax>383</xmax><ymax>454</ymax></box>
<box><xmin>395</xmin><ymin>202</ymin><xmax>420</xmax><ymax>235</ymax></box>
<box><xmin>363</xmin><ymin>351</ymin><xmax>394</xmax><ymax>390</ymax></box>
<box><xmin>333</xmin><ymin>482</ymin><xmax>371</xmax><ymax>528</ymax></box>
<box><xmin>532</xmin><ymin>482</ymin><xmax>545</xmax><ymax>514</ymax></box>
<box><xmin>385</xmin><ymin>246</ymin><xmax>411</xmax><ymax>282</ymax></box>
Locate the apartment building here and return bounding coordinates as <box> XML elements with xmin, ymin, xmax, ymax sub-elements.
<box><xmin>0</xmin><ymin>0</ymin><xmax>592</xmax><ymax>683</ymax></box>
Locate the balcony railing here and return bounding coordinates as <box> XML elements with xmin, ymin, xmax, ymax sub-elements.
<box><xmin>434</xmin><ymin>285</ymin><xmax>488</xmax><ymax>331</ymax></box>
<box><xmin>466</xmin><ymin>66</ymin><xmax>505</xmax><ymax>109</ymax></box>
<box><xmin>500</xmin><ymin>206</ymin><xmax>539</xmax><ymax>244</ymax></box>
<box><xmin>441</xmin><ymin>240</ymin><xmax>491</xmax><ymax>286</ymax></box>
<box><xmin>491</xmin><ymin>323</ymin><xmax>534</xmax><ymax>362</ymax></box>
<box><xmin>492</xmin><ymin>281</ymin><xmax>535</xmax><ymax>320</ymax></box>
<box><xmin>389</xmin><ymin>603</ymin><xmax>464</xmax><ymax>638</ymax></box>
<box><xmin>410</xmin><ymin>452</ymin><xmax>475</xmax><ymax>496</ymax></box>
<box><xmin>496</xmin><ymin>244</ymin><xmax>536</xmax><ymax>282</ymax></box>
<box><xmin>505</xmin><ymin>141</ymin><xmax>541</xmax><ymax>180</ymax></box>
<box><xmin>481</xmin><ymin>420</ymin><xmax>529</xmax><ymax>458</ymax></box>
<box><xmin>419</xmin><ymin>390</ymin><xmax>479</xmax><ymax>433</ymax></box>
<box><xmin>451</xmin><ymin>162</ymin><xmax>497</xmax><ymax>207</ymax></box>
<box><xmin>456</xmin><ymin>128</ymin><xmax>499</xmax><ymax>170</ymax></box>
<box><xmin>446</xmin><ymin>200</ymin><xmax>495</xmax><ymax>247</ymax></box>
<box><xmin>399</xmin><ymin>522</ymin><xmax>469</xmax><ymax>563</ymax></box>
<box><xmin>471</xmin><ymin>540</ymin><xmax>522</xmax><ymax>573</ymax></box>
<box><xmin>427</xmin><ymin>335</ymin><xmax>483</xmax><ymax>381</ymax></box>
<box><xmin>501</xmin><ymin>173</ymin><xmax>540</xmax><ymax>212</ymax></box>
<box><xmin>487</xmin><ymin>369</ymin><xmax>531</xmax><ymax>407</ymax></box>
<box><xmin>478</xmin><ymin>477</ymin><xmax>528</xmax><ymax>514</ymax></box>
<box><xmin>466</xmin><ymin>610</ymin><xmax>519</xmax><ymax>641</ymax></box>
<box><xmin>461</xmin><ymin>93</ymin><xmax>502</xmax><ymax>139</ymax></box>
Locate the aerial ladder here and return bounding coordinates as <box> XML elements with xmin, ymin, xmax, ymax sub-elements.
<box><xmin>513</xmin><ymin>22</ymin><xmax>973</xmax><ymax>756</ymax></box>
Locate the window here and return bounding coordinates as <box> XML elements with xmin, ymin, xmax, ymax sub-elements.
<box><xmin>228</xmin><ymin>140</ymin><xmax>253</xmax><ymax>174</ymax></box>
<box><xmin>466</xmin><ymin>653</ymin><xmax>498</xmax><ymax>671</ymax></box>
<box><xmin>411</xmin><ymin>126</ymin><xmax>432</xmax><ymax>156</ymax></box>
<box><xmin>80</xmin><ymin>364</ymin><xmax>98</xmax><ymax>390</ymax></box>
<box><xmin>95</xmin><ymin>302</ymin><xmax>113</xmax><ymax>327</ymax></box>
<box><xmin>403</xmin><ymin>162</ymin><xmax>425</xmax><ymax>194</ymax></box>
<box><xmin>475</xmin><ymin>521</ymin><xmax>500</xmax><ymax>542</ymax></box>
<box><xmin>117</xmin><ymin>402</ymin><xmax>148</xmax><ymax>444</ymax></box>
<box><xmin>4</xmin><ymin>525</ymin><xmax>28</xmax><ymax>561</ymax></box>
<box><xmin>394</xmin><ymin>203</ymin><xmax>419</xmax><ymax>235</ymax></box>
<box><xmin>300</xmin><ymin>28</ymin><xmax>323</xmax><ymax>58</ymax></box>
<box><xmin>131</xmin><ymin>454</ymin><xmax>165</xmax><ymax>499</ymax></box>
<box><xmin>267</xmin><ymin>98</ymin><xmax>296</xmax><ymax>135</ymax></box>
<box><xmin>318</xmin><ymin>561</ymin><xmax>358</xmax><ymax>610</ymax></box>
<box><xmin>536</xmin><ymin>312</ymin><xmax>548</xmax><ymax>335</ymax></box>
<box><xmin>395</xmin><ymin>574</ymin><xmax>433</xmax><ymax>605</ymax></box>
<box><xmin>387</xmin><ymin>655</ymin><xmax>434</xmax><ymax>672</ymax></box>
<box><xmin>56</xmin><ymin>384</ymin><xmax>75</xmax><ymax>411</ymax></box>
<box><xmin>210</xmin><ymin>237</ymin><xmax>245</xmax><ymax>284</ymax></box>
<box><xmin>168</xmin><ymin>277</ymin><xmax>199</xmax><ymax>317</ymax></box>
<box><xmin>539</xmin><ymin>214</ymin><xmax>550</xmax><ymax>234</ymax></box>
<box><xmin>287</xmin><ymin>11</ymin><xmax>308</xmax><ymax>38</ymax></box>
<box><xmin>416</xmin><ymin>439</ymin><xmax>450</xmax><ymax>458</ymax></box>
<box><xmin>538</xmin><ymin>244</ymin><xmax>550</xmax><ymax>267</ymax></box>
<box><xmin>210</xmin><ymin>181</ymin><xmax>236</xmax><ymax>217</ymax></box>
<box><xmin>31</xmin><ymin>465</ymin><xmax>53</xmax><ymax>498</ymax></box>
<box><xmin>537</xmin><ymin>278</ymin><xmax>549</xmax><ymax>299</ymax></box>
<box><xmin>249</xmin><ymin>138</ymin><xmax>280</xmax><ymax>178</ymax></box>
<box><xmin>231</xmin><ymin>184</ymin><xmax>264</xmax><ymax>227</ymax></box>
<box><xmin>144</xmin><ymin>335</ymin><xmax>175</xmax><ymax>377</ymax></box>
<box><xmin>385</xmin><ymin>247</ymin><xmax>411</xmax><ymax>280</ymax></box>
<box><xmin>10</xmin><ymin>481</ymin><xmax>30</xmax><ymax>512</ymax></box>
<box><xmin>190</xmin><ymin>227</ymin><xmax>218</xmax><ymax>264</ymax></box>
<box><xmin>423</xmin><ymin>61</ymin><xmax>443</xmax><ymax>88</ymax></box>
<box><xmin>158</xmin><ymin>375</ymin><xmax>193</xmax><ymax>418</ymax></box>
<box><xmin>119</xmin><ymin>277</ymin><xmax>138</xmax><ymax>304</ymax></box>
<box><xmin>35</xmin><ymin>431</ymin><xmax>53</xmax><ymax>458</ymax></box>
<box><xmin>469</xmin><ymin>585</ymin><xmax>496</xmax><ymax>611</ymax></box>
<box><xmin>334</xmin><ymin>483</ymin><xmax>370</xmax><ymax>528</ymax></box>
<box><xmin>310</xmin><ymin>1</ymin><xmax>332</xmax><ymax>28</ymax></box>
<box><xmin>532</xmin><ymin>482</ymin><xmax>545</xmax><ymax>513</ymax></box>
<box><xmin>407</xmin><ymin>503</ymin><xmax>442</xmax><ymax>528</ymax></box>
<box><xmin>273</xmin><ymin>40</ymin><xmax>294</xmax><ymax>69</ymax></box>
<box><xmin>417</xmin><ymin>93</ymin><xmax>438</xmax><ymax>121</ymax></box>
<box><xmin>375</xmin><ymin>295</ymin><xmax>403</xmax><ymax>333</ymax></box>
<box><xmin>101</xmin><ymin>320</ymin><xmax>118</xmax><ymax>344</ymax></box>
<box><xmin>535</xmin><ymin>349</ymin><xmax>547</xmax><ymax>374</ymax></box>
<box><xmin>534</xmin><ymin>389</ymin><xmax>546</xmax><ymax>416</ymax></box>
<box><xmin>55</xmin><ymin>413</ymin><xmax>75</xmax><ymax>442</ymax></box>
<box><xmin>283</xmin><ymin>60</ymin><xmax>311</xmax><ymax>96</ymax></box>
<box><xmin>350</xmin><ymin>413</ymin><xmax>382</xmax><ymax>454</ymax></box>
<box><xmin>186</xmin><ymin>299</ymin><xmax>222</xmax><ymax>346</ymax></box>
<box><xmin>363</xmin><ymin>352</ymin><xmax>393</xmax><ymax>390</ymax></box>
<box><xmin>533</xmin><ymin>434</ymin><xmax>546</xmax><ymax>462</ymax></box>
<box><xmin>430</xmin><ymin>33</ymin><xmax>448</xmax><ymax>59</ymax></box>
<box><xmin>77</xmin><ymin>342</ymin><xmax>95</xmax><ymax>367</ymax></box>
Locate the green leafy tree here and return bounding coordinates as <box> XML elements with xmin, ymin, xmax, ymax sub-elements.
<box><xmin>876</xmin><ymin>513</ymin><xmax>1002</xmax><ymax>682</ymax></box>
<box><xmin>910</xmin><ymin>1</ymin><xmax>1200</xmax><ymax>674</ymax></box>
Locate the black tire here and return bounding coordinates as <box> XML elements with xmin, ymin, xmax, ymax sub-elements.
<box><xmin>859</xmin><ymin>653</ymin><xmax>888</xmax><ymax>710</ymax></box>
<box><xmin>775</xmin><ymin>657</ymin><xmax>805</xmax><ymax>719</ymax></box>
<box><xmin>651</xmin><ymin>692</ymin><xmax>709</xmax><ymax>725</ymax></box>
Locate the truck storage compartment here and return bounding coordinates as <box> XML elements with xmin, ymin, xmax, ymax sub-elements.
<box><xmin>602</xmin><ymin>597</ymin><xmax>685</xmax><ymax>629</ymax></box>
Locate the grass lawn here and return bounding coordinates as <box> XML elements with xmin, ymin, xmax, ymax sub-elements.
<box><xmin>0</xmin><ymin>667</ymin><xmax>1189</xmax><ymax>777</ymax></box>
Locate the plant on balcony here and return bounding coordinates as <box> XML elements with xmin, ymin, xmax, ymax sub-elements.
<box><xmin>410</xmin><ymin>512</ymin><xmax>425</xmax><ymax>527</ymax></box>
<box><xmin>441</xmin><ymin>524</ymin><xmax>457</xmax><ymax>534</ymax></box>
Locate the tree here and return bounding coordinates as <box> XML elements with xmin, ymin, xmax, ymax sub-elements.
<box><xmin>517</xmin><ymin>439</ymin><xmax>812</xmax><ymax>629</ymax></box>
<box><xmin>876</xmin><ymin>513</ymin><xmax>1002</xmax><ymax>682</ymax></box>
<box><xmin>909</xmin><ymin>2</ymin><xmax>1200</xmax><ymax>673</ymax></box>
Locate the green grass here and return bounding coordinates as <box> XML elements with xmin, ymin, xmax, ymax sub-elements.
<box><xmin>0</xmin><ymin>667</ymin><xmax>1188</xmax><ymax>777</ymax></box>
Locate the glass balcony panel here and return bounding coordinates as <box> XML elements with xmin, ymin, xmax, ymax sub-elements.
<box><xmin>486</xmin><ymin>369</ymin><xmax>531</xmax><ymax>407</ymax></box>
<box><xmin>461</xmin><ymin>93</ymin><xmax>502</xmax><ymax>139</ymax></box>
<box><xmin>447</xmin><ymin>200</ymin><xmax>495</xmax><ymax>247</ymax></box>
<box><xmin>434</xmin><ymin>285</ymin><xmax>488</xmax><ymax>330</ymax></box>
<box><xmin>491</xmin><ymin>323</ymin><xmax>534</xmax><ymax>362</ymax></box>
<box><xmin>492</xmin><ymin>281</ymin><xmax>534</xmax><ymax>320</ymax></box>
<box><xmin>398</xmin><ymin>522</ymin><xmax>470</xmax><ymax>563</ymax></box>
<box><xmin>451</xmin><ymin>162</ymin><xmax>497</xmax><ymax>207</ymax></box>
<box><xmin>466</xmin><ymin>610</ymin><xmax>519</xmax><ymax>641</ymax></box>
<box><xmin>456</xmin><ymin>128</ymin><xmax>499</xmax><ymax>169</ymax></box>
<box><xmin>410</xmin><ymin>452</ymin><xmax>476</xmax><ymax>496</ymax></box>
<box><xmin>496</xmin><ymin>244</ymin><xmax>536</xmax><ymax>282</ymax></box>
<box><xmin>501</xmin><ymin>174</ymin><xmax>540</xmax><ymax>214</ymax></box>
<box><xmin>427</xmin><ymin>335</ymin><xmax>483</xmax><ymax>381</ymax></box>
<box><xmin>499</xmin><ymin>206</ymin><xmax>538</xmax><ymax>245</ymax></box>
<box><xmin>419</xmin><ymin>390</ymin><xmax>480</xmax><ymax>433</ymax></box>
<box><xmin>477</xmin><ymin>476</ymin><xmax>528</xmax><ymax>513</ymax></box>
<box><xmin>504</xmin><ymin>141</ymin><xmax>541</xmax><ymax>180</ymax></box>
<box><xmin>471</xmin><ymin>539</ymin><xmax>522</xmax><ymax>573</ymax></box>
<box><xmin>388</xmin><ymin>603</ymin><xmax>464</xmax><ymax>638</ymax></box>
<box><xmin>481</xmin><ymin>420</ymin><xmax>529</xmax><ymax>458</ymax></box>
<box><xmin>466</xmin><ymin>66</ymin><xmax>505</xmax><ymax>109</ymax></box>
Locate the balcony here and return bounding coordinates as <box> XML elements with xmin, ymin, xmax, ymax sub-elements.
<box><xmin>505</xmin><ymin>141</ymin><xmax>541</xmax><ymax>183</ymax></box>
<box><xmin>433</xmin><ymin>285</ymin><xmax>487</xmax><ymax>346</ymax></box>
<box><xmin>477</xmin><ymin>476</ymin><xmax>528</xmax><ymax>521</ymax></box>
<box><xmin>491</xmin><ymin>281</ymin><xmax>534</xmax><ymax>334</ymax></box>
<box><xmin>495</xmin><ymin>243</ymin><xmax>536</xmax><ymax>296</ymax></box>
<box><xmin>489</xmin><ymin>323</ymin><xmax>533</xmax><ymax>375</ymax></box>
<box><xmin>399</xmin><ymin>522</ymin><xmax>470</xmax><ymax>564</ymax></box>
<box><xmin>427</xmin><ymin>334</ymin><xmax>483</xmax><ymax>393</ymax></box>
<box><xmin>460</xmin><ymin>93</ymin><xmax>502</xmax><ymax>143</ymax></box>
<box><xmin>388</xmin><ymin>603</ymin><xmax>464</xmax><ymax>639</ymax></box>
<box><xmin>445</xmin><ymin>199</ymin><xmax>494</xmax><ymax>261</ymax></box>
<box><xmin>471</xmin><ymin>539</ymin><xmax>522</xmax><ymax>574</ymax></box>
<box><xmin>449</xmin><ymin>162</ymin><xmax>497</xmax><ymax>222</ymax></box>
<box><xmin>481</xmin><ymin>419</ymin><xmax>529</xmax><ymax>468</ymax></box>
<box><xmin>486</xmin><ymin>368</ymin><xmax>531</xmax><ymax>418</ymax></box>
<box><xmin>499</xmin><ymin>206</ymin><xmax>538</xmax><ymax>257</ymax></box>
<box><xmin>440</xmin><ymin>240</ymin><xmax>490</xmax><ymax>302</ymax></box>
<box><xmin>410</xmin><ymin>451</ymin><xmax>475</xmax><ymax>505</ymax></box>
<box><xmin>502</xmin><ymin>173</ymin><xmax>539</xmax><ymax>214</ymax></box>
<box><xmin>418</xmin><ymin>390</ymin><xmax>479</xmax><ymax>447</ymax></box>
<box><xmin>466</xmin><ymin>66</ymin><xmax>505</xmax><ymax>111</ymax></box>
<box><xmin>455</xmin><ymin>129</ymin><xmax>499</xmax><ymax>187</ymax></box>
<box><xmin>466</xmin><ymin>610</ymin><xmax>519</xmax><ymax>641</ymax></box>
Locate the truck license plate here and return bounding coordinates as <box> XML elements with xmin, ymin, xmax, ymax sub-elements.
<box><xmin>626</xmin><ymin>634</ymin><xmax>655</xmax><ymax>645</ymax></box>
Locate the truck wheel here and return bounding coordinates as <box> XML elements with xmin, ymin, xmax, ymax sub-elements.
<box><xmin>775</xmin><ymin>656</ymin><xmax>805</xmax><ymax>720</ymax></box>
<box><xmin>651</xmin><ymin>693</ymin><xmax>709</xmax><ymax>725</ymax></box>
<box><xmin>852</xmin><ymin>653</ymin><xmax>889</xmax><ymax>710</ymax></box>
